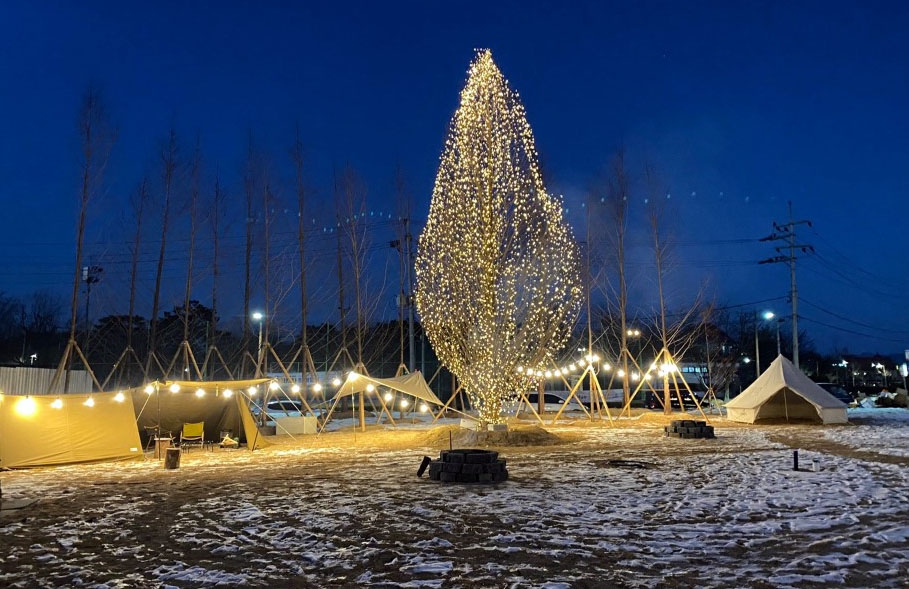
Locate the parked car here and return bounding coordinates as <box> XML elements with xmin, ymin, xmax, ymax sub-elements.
<box><xmin>524</xmin><ymin>392</ymin><xmax>586</xmax><ymax>413</ymax></box>
<box><xmin>644</xmin><ymin>387</ymin><xmax>708</xmax><ymax>410</ymax></box>
<box><xmin>816</xmin><ymin>383</ymin><xmax>856</xmax><ymax>406</ymax></box>
<box><xmin>251</xmin><ymin>399</ymin><xmax>324</xmax><ymax>419</ymax></box>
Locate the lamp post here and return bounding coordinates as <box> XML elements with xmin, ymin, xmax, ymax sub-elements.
<box><xmin>773</xmin><ymin>317</ymin><xmax>782</xmax><ymax>357</ymax></box>
<box><xmin>754</xmin><ymin>311</ymin><xmax>775</xmax><ymax>377</ymax></box>
<box><xmin>252</xmin><ymin>311</ymin><xmax>264</xmax><ymax>375</ymax></box>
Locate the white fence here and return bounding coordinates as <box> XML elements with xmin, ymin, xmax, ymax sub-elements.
<box><xmin>0</xmin><ymin>367</ymin><xmax>94</xmax><ymax>395</ymax></box>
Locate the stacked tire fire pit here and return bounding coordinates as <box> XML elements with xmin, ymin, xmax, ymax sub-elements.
<box><xmin>419</xmin><ymin>449</ymin><xmax>508</xmax><ymax>483</ymax></box>
<box><xmin>664</xmin><ymin>420</ymin><xmax>715</xmax><ymax>439</ymax></box>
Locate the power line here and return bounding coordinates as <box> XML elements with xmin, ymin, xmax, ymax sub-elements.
<box><xmin>799</xmin><ymin>298</ymin><xmax>909</xmax><ymax>336</ymax></box>
<box><xmin>800</xmin><ymin>315</ymin><xmax>907</xmax><ymax>345</ymax></box>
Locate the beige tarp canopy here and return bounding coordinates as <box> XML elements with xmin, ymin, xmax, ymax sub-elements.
<box><xmin>334</xmin><ymin>371</ymin><xmax>444</xmax><ymax>405</ymax></box>
<box><xmin>725</xmin><ymin>355</ymin><xmax>848</xmax><ymax>424</ymax></box>
<box><xmin>129</xmin><ymin>379</ymin><xmax>270</xmax><ymax>449</ymax></box>
<box><xmin>0</xmin><ymin>391</ymin><xmax>142</xmax><ymax>468</ymax></box>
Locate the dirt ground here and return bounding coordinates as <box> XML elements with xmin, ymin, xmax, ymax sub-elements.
<box><xmin>1</xmin><ymin>413</ymin><xmax>908</xmax><ymax>588</ymax></box>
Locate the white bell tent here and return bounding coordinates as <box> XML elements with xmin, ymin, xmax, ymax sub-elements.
<box><xmin>725</xmin><ymin>355</ymin><xmax>848</xmax><ymax>424</ymax></box>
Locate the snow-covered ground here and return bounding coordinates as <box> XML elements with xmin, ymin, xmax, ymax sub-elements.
<box><xmin>821</xmin><ymin>408</ymin><xmax>909</xmax><ymax>458</ymax></box>
<box><xmin>1</xmin><ymin>412</ymin><xmax>908</xmax><ymax>587</ymax></box>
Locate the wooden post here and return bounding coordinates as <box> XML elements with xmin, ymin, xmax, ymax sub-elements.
<box><xmin>164</xmin><ymin>447</ymin><xmax>181</xmax><ymax>470</ymax></box>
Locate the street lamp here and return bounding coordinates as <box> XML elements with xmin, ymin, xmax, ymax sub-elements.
<box><xmin>252</xmin><ymin>312</ymin><xmax>264</xmax><ymax>370</ymax></box>
<box><xmin>754</xmin><ymin>311</ymin><xmax>776</xmax><ymax>377</ymax></box>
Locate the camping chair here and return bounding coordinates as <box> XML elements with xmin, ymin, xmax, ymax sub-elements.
<box><xmin>180</xmin><ymin>422</ymin><xmax>205</xmax><ymax>451</ymax></box>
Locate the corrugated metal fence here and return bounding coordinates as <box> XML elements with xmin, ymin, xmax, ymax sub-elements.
<box><xmin>0</xmin><ymin>367</ymin><xmax>94</xmax><ymax>395</ymax></box>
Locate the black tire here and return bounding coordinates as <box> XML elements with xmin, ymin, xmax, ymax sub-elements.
<box><xmin>466</xmin><ymin>451</ymin><xmax>499</xmax><ymax>464</ymax></box>
<box><xmin>439</xmin><ymin>472</ymin><xmax>457</xmax><ymax>482</ymax></box>
<box><xmin>417</xmin><ymin>456</ymin><xmax>432</xmax><ymax>478</ymax></box>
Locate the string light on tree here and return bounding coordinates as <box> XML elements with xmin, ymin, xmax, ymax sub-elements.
<box><xmin>415</xmin><ymin>50</ymin><xmax>582</xmax><ymax>423</ymax></box>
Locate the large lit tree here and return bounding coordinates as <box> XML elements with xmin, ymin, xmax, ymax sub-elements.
<box><xmin>416</xmin><ymin>50</ymin><xmax>582</xmax><ymax>423</ymax></box>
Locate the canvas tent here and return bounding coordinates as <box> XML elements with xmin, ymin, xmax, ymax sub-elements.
<box><xmin>0</xmin><ymin>391</ymin><xmax>142</xmax><ymax>469</ymax></box>
<box><xmin>129</xmin><ymin>379</ymin><xmax>271</xmax><ymax>450</ymax></box>
<box><xmin>321</xmin><ymin>371</ymin><xmax>445</xmax><ymax>428</ymax></box>
<box><xmin>725</xmin><ymin>355</ymin><xmax>848</xmax><ymax>424</ymax></box>
<box><xmin>334</xmin><ymin>371</ymin><xmax>444</xmax><ymax>406</ymax></box>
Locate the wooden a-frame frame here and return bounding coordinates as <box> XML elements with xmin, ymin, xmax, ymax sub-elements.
<box><xmin>618</xmin><ymin>346</ymin><xmax>710</xmax><ymax>422</ymax></box>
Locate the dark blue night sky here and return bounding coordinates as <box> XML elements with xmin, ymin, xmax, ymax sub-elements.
<box><xmin>1</xmin><ymin>1</ymin><xmax>907</xmax><ymax>356</ymax></box>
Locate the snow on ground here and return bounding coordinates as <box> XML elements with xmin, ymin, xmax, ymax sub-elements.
<box><xmin>1</xmin><ymin>412</ymin><xmax>908</xmax><ymax>587</ymax></box>
<box><xmin>823</xmin><ymin>408</ymin><xmax>909</xmax><ymax>458</ymax></box>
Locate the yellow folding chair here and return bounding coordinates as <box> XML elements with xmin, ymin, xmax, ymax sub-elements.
<box><xmin>180</xmin><ymin>422</ymin><xmax>205</xmax><ymax>451</ymax></box>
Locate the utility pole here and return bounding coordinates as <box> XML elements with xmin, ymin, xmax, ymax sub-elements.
<box><xmin>759</xmin><ymin>201</ymin><xmax>813</xmax><ymax>370</ymax></box>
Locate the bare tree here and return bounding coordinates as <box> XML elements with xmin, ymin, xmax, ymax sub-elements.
<box><xmin>241</xmin><ymin>133</ymin><xmax>257</xmax><ymax>374</ymax></box>
<box><xmin>146</xmin><ymin>127</ymin><xmax>179</xmax><ymax>376</ymax></box>
<box><xmin>643</xmin><ymin>163</ymin><xmax>707</xmax><ymax>414</ymax></box>
<box><xmin>60</xmin><ymin>86</ymin><xmax>115</xmax><ymax>393</ymax></box>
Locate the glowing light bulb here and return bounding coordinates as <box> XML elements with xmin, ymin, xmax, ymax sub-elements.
<box><xmin>348</xmin><ymin>372</ymin><xmax>358</xmax><ymax>381</ymax></box>
<box><xmin>114</xmin><ymin>392</ymin><xmax>125</xmax><ymax>403</ymax></box>
<box><xmin>169</xmin><ymin>383</ymin><xmax>180</xmax><ymax>393</ymax></box>
<box><xmin>223</xmin><ymin>389</ymin><xmax>234</xmax><ymax>398</ymax></box>
<box><xmin>544</xmin><ymin>370</ymin><xmax>552</xmax><ymax>378</ymax></box>
<box><xmin>419</xmin><ymin>403</ymin><xmax>429</xmax><ymax>413</ymax></box>
<box><xmin>312</xmin><ymin>383</ymin><xmax>322</xmax><ymax>393</ymax></box>
<box><xmin>618</xmin><ymin>369</ymin><xmax>626</xmax><ymax>378</ymax></box>
<box><xmin>516</xmin><ymin>366</ymin><xmax>523</xmax><ymax>373</ymax></box>
<box><xmin>331</xmin><ymin>377</ymin><xmax>342</xmax><ymax>387</ymax></box>
<box><xmin>291</xmin><ymin>384</ymin><xmax>301</xmax><ymax>393</ymax></box>
<box><xmin>84</xmin><ymin>396</ymin><xmax>95</xmax><ymax>407</ymax></box>
<box><xmin>51</xmin><ymin>398</ymin><xmax>63</xmax><ymax>409</ymax></box>
<box><xmin>400</xmin><ymin>399</ymin><xmax>409</xmax><ymax>408</ymax></box>
<box><xmin>247</xmin><ymin>386</ymin><xmax>257</xmax><ymax>395</ymax></box>
<box><xmin>15</xmin><ymin>396</ymin><xmax>37</xmax><ymax>416</ymax></box>
<box><xmin>195</xmin><ymin>388</ymin><xmax>205</xmax><ymax>398</ymax></box>
<box><xmin>144</xmin><ymin>384</ymin><xmax>154</xmax><ymax>394</ymax></box>
<box><xmin>269</xmin><ymin>381</ymin><xmax>280</xmax><ymax>391</ymax></box>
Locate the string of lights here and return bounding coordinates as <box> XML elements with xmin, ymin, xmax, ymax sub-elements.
<box><xmin>415</xmin><ymin>50</ymin><xmax>582</xmax><ymax>423</ymax></box>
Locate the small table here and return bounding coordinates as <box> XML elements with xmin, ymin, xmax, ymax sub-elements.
<box><xmin>154</xmin><ymin>437</ymin><xmax>172</xmax><ymax>459</ymax></box>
